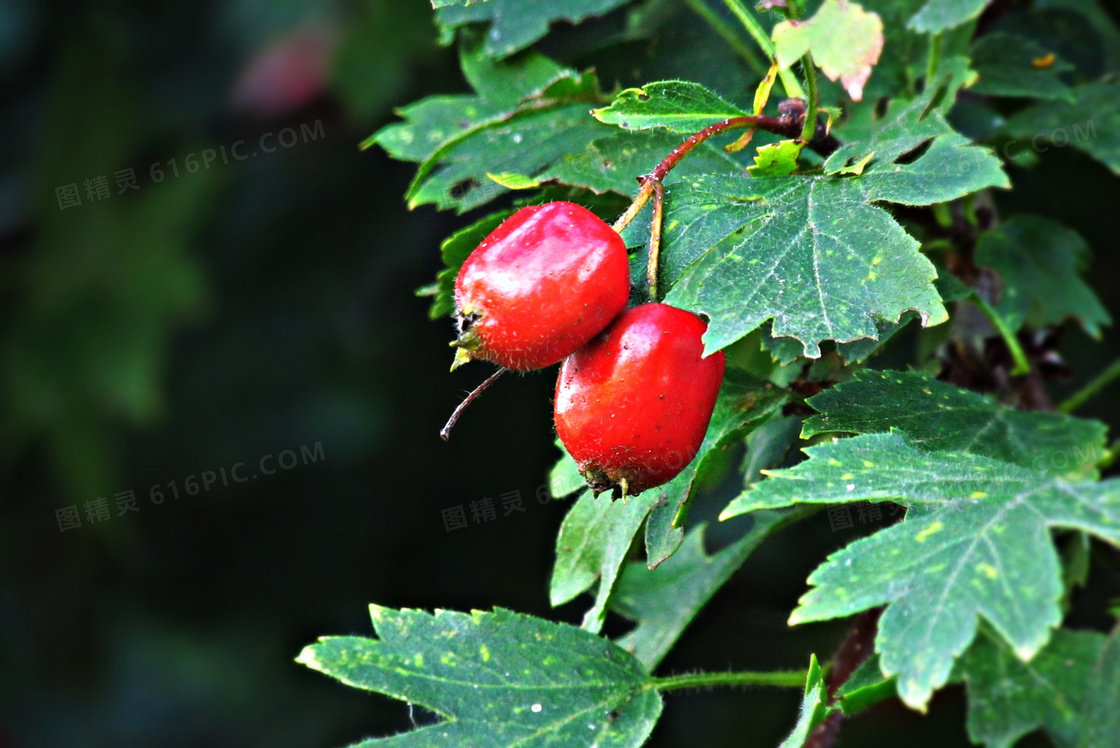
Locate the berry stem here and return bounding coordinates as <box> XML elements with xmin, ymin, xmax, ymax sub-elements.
<box><xmin>611</xmin><ymin>179</ymin><xmax>657</xmax><ymax>233</ymax></box>
<box><xmin>440</xmin><ymin>367</ymin><xmax>508</xmax><ymax>441</ymax></box>
<box><xmin>647</xmin><ymin>180</ymin><xmax>665</xmax><ymax>301</ymax></box>
<box><xmin>611</xmin><ymin>112</ymin><xmax>838</xmax><ymax>236</ymax></box>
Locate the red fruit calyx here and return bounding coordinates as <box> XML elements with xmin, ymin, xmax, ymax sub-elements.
<box><xmin>453</xmin><ymin>202</ymin><xmax>630</xmax><ymax>371</ymax></box>
<box><xmin>554</xmin><ymin>303</ymin><xmax>726</xmax><ymax>498</ymax></box>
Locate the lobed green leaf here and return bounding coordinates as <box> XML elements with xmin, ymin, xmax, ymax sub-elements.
<box><xmin>550</xmin><ymin>490</ymin><xmax>658</xmax><ymax>634</ymax></box>
<box><xmin>954</xmin><ymin>627</ymin><xmax>1106</xmax><ymax>748</ymax></box>
<box><xmin>298</xmin><ymin>605</ymin><xmax>660</xmax><ymax>747</ymax></box>
<box><xmin>1001</xmin><ymin>81</ymin><xmax>1120</xmax><ymax>175</ymax></box>
<box><xmin>974</xmin><ymin>215</ymin><xmax>1110</xmax><ymax>338</ymax></box>
<box><xmin>802</xmin><ymin>369</ymin><xmax>1108</xmax><ymax>479</ymax></box>
<box><xmin>723</xmin><ymin>432</ymin><xmax>1120</xmax><ymax>709</ymax></box>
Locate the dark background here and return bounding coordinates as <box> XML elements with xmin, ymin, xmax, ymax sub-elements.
<box><xmin>2</xmin><ymin>1</ymin><xmax>1118</xmax><ymax>746</ymax></box>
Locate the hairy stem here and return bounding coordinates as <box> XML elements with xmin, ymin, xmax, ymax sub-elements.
<box><xmin>652</xmin><ymin>669</ymin><xmax>807</xmax><ymax>691</ymax></box>
<box><xmin>1058</xmin><ymin>358</ymin><xmax>1120</xmax><ymax>414</ymax></box>
<box><xmin>682</xmin><ymin>0</ymin><xmax>768</xmax><ymax>74</ymax></box>
<box><xmin>721</xmin><ymin>0</ymin><xmax>807</xmax><ymax>99</ymax></box>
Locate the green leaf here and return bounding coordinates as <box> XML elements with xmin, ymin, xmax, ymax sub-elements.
<box><xmin>659</xmin><ymin>172</ymin><xmax>949</xmax><ymax>358</ymax></box>
<box><xmin>908</xmin><ymin>0</ymin><xmax>990</xmax><ymax>33</ymax></box>
<box><xmin>778</xmin><ymin>655</ymin><xmax>831</xmax><ymax>748</ymax></box>
<box><xmin>801</xmin><ymin>369</ymin><xmax>1108</xmax><ymax>480</ymax></box>
<box><xmin>836</xmin><ymin>655</ymin><xmax>897</xmax><ymax>716</ymax></box>
<box><xmin>426</xmin><ymin>209</ymin><xmax>515</xmax><ymax>319</ymax></box>
<box><xmin>747</xmin><ymin>140</ymin><xmax>803</xmax><ymax>178</ymax></box>
<box><xmin>408</xmin><ymin>102</ymin><xmax>610</xmax><ymax>212</ymax></box>
<box><xmin>368</xmin><ymin>48</ymin><xmax>574</xmax><ymax>160</ymax></box>
<box><xmin>835</xmin><ymin>312</ymin><xmax>919</xmax><ymax>362</ymax></box>
<box><xmin>955</xmin><ymin>627</ymin><xmax>1105</xmax><ymax>748</ymax></box>
<box><xmin>1079</xmin><ymin>624</ymin><xmax>1120</xmax><ymax>748</ymax></box>
<box><xmin>856</xmin><ymin>0</ymin><xmax>930</xmax><ymax>99</ymax></box>
<box><xmin>1000</xmin><ymin>3</ymin><xmax>1120</xmax><ymax>77</ymax></box>
<box><xmin>591</xmin><ymin>80</ymin><xmax>746</xmax><ymax>134</ymax></box>
<box><xmin>643</xmin><ymin>371</ymin><xmax>787</xmax><ymax>567</ymax></box>
<box><xmin>486</xmin><ymin>172</ymin><xmax>542</xmax><ymax>190</ymax></box>
<box><xmin>773</xmin><ymin>0</ymin><xmax>885</xmax><ymax>101</ymax></box>
<box><xmin>974</xmin><ymin>216</ymin><xmax>1111</xmax><ymax>338</ymax></box>
<box><xmin>550</xmin><ymin>490</ymin><xmax>658</xmax><ymax>634</ymax></box>
<box><xmin>655</xmin><ymin>61</ymin><xmax>1006</xmax><ymax>358</ymax></box>
<box><xmin>549</xmin><ymin>445</ymin><xmax>586</xmax><ymax>499</ymax></box>
<box><xmin>969</xmin><ymin>32</ymin><xmax>1074</xmax><ymax>101</ymax></box>
<box><xmin>367</xmin><ymin>45</ymin><xmax>616</xmax><ymax>212</ymax></box>
<box><xmin>822</xmin><ymin>59</ymin><xmax>1009</xmax><ymax>206</ymax></box>
<box><xmin>722</xmin><ymin>432</ymin><xmax>1120</xmax><ymax>709</ymax></box>
<box><xmin>298</xmin><ymin>605</ymin><xmax>660</xmax><ymax>747</ymax></box>
<box><xmin>761</xmin><ymin>314</ymin><xmax>918</xmax><ymax>365</ymax></box>
<box><xmin>435</xmin><ymin>0</ymin><xmax>634</xmax><ymax>58</ymax></box>
<box><xmin>1001</xmin><ymin>81</ymin><xmax>1120</xmax><ymax>175</ymax></box>
<box><xmin>612</xmin><ymin>510</ymin><xmax>805</xmax><ymax>670</ymax></box>
<box><xmin>537</xmin><ymin>128</ymin><xmax>745</xmax><ymax>198</ymax></box>
<box><xmin>374</xmin><ymin>60</ymin><xmax>750</xmax><ymax>212</ymax></box>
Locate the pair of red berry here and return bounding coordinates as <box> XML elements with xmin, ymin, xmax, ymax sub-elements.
<box><xmin>453</xmin><ymin>201</ymin><xmax>726</xmax><ymax>497</ymax></box>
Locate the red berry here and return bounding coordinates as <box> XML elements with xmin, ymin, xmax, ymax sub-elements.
<box><xmin>554</xmin><ymin>303</ymin><xmax>726</xmax><ymax>497</ymax></box>
<box><xmin>453</xmin><ymin>202</ymin><xmax>630</xmax><ymax>371</ymax></box>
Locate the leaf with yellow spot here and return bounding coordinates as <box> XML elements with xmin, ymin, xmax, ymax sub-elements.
<box><xmin>654</xmin><ymin>63</ymin><xmax>1005</xmax><ymax>358</ymax></box>
<box><xmin>801</xmin><ymin>369</ymin><xmax>1108</xmax><ymax>480</ymax></box>
<box><xmin>298</xmin><ymin>605</ymin><xmax>661</xmax><ymax>746</ymax></box>
<box><xmin>721</xmin><ymin>431</ymin><xmax>1120</xmax><ymax>711</ymax></box>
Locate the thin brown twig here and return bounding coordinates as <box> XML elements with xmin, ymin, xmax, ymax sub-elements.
<box><xmin>440</xmin><ymin>367</ymin><xmax>507</xmax><ymax>441</ymax></box>
<box><xmin>612</xmin><ymin>109</ymin><xmax>840</xmax><ymax>236</ymax></box>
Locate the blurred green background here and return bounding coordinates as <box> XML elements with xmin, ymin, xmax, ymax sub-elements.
<box><xmin>2</xmin><ymin>1</ymin><xmax>1117</xmax><ymax>746</ymax></box>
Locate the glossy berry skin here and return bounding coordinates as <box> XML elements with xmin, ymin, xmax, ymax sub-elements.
<box><xmin>454</xmin><ymin>202</ymin><xmax>630</xmax><ymax>371</ymax></box>
<box><xmin>554</xmin><ymin>303</ymin><xmax>725</xmax><ymax>497</ymax></box>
